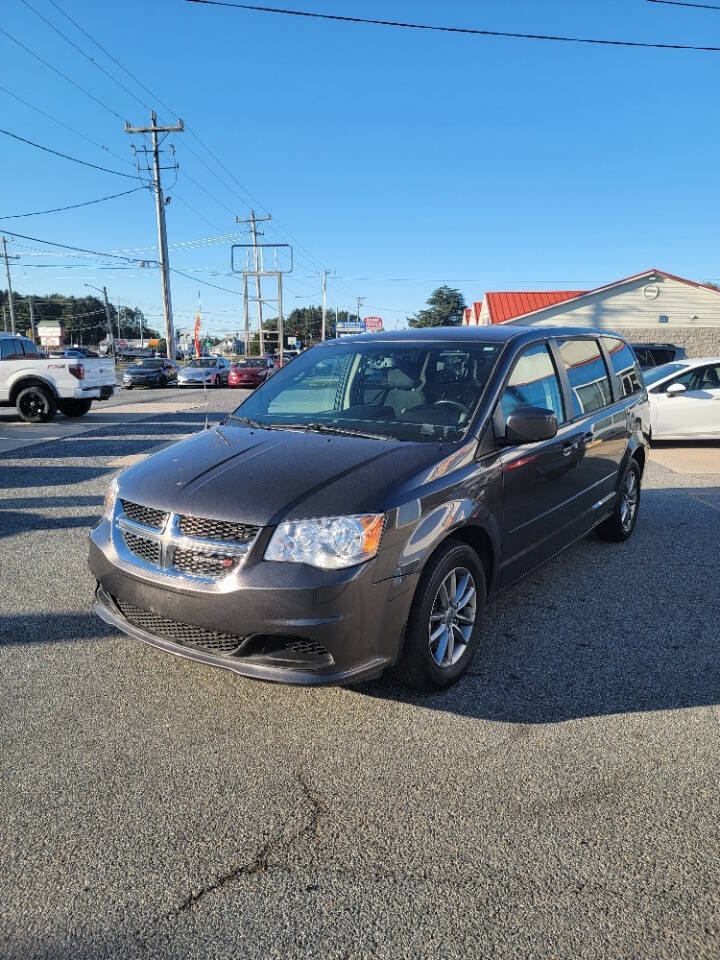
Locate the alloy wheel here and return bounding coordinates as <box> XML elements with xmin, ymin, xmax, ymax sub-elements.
<box><xmin>620</xmin><ymin>470</ymin><xmax>639</xmax><ymax>532</ymax></box>
<box><xmin>428</xmin><ymin>566</ymin><xmax>477</xmax><ymax>668</ymax></box>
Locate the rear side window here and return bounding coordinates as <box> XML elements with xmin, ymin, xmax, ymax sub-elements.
<box><xmin>601</xmin><ymin>337</ymin><xmax>643</xmax><ymax>397</ymax></box>
<box><xmin>20</xmin><ymin>339</ymin><xmax>39</xmax><ymax>357</ymax></box>
<box><xmin>557</xmin><ymin>338</ymin><xmax>612</xmax><ymax>417</ymax></box>
<box><xmin>499</xmin><ymin>343</ymin><xmax>565</xmax><ymax>423</ymax></box>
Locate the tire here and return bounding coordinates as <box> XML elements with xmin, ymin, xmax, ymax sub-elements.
<box><xmin>392</xmin><ymin>539</ymin><xmax>486</xmax><ymax>691</ymax></box>
<box><xmin>58</xmin><ymin>398</ymin><xmax>92</xmax><ymax>418</ymax></box>
<box><xmin>596</xmin><ymin>458</ymin><xmax>642</xmax><ymax>542</ymax></box>
<box><xmin>158</xmin><ymin>376</ymin><xmax>167</xmax><ymax>389</ymax></box>
<box><xmin>125</xmin><ymin>384</ymin><xmax>133</xmax><ymax>390</ymax></box>
<box><xmin>215</xmin><ymin>375</ymin><xmax>220</xmax><ymax>388</ymax></box>
<box><xmin>15</xmin><ymin>384</ymin><xmax>57</xmax><ymax>423</ymax></box>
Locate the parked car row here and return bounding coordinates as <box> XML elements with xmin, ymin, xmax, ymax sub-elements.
<box><xmin>122</xmin><ymin>355</ymin><xmax>279</xmax><ymax>390</ymax></box>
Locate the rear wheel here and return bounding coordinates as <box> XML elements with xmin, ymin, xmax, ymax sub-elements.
<box><xmin>58</xmin><ymin>398</ymin><xmax>92</xmax><ymax>418</ymax></box>
<box><xmin>16</xmin><ymin>385</ymin><xmax>57</xmax><ymax>423</ymax></box>
<box><xmin>596</xmin><ymin>459</ymin><xmax>641</xmax><ymax>542</ymax></box>
<box><xmin>392</xmin><ymin>539</ymin><xmax>486</xmax><ymax>691</ymax></box>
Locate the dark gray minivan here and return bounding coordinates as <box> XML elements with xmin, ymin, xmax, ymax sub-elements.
<box><xmin>89</xmin><ymin>326</ymin><xmax>648</xmax><ymax>690</ymax></box>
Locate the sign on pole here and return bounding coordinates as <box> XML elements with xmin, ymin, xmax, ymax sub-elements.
<box><xmin>364</xmin><ymin>316</ymin><xmax>383</xmax><ymax>332</ymax></box>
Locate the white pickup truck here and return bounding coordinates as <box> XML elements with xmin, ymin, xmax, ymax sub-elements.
<box><xmin>0</xmin><ymin>333</ymin><xmax>116</xmax><ymax>423</ymax></box>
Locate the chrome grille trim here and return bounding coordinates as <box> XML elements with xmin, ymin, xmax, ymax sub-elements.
<box><xmin>112</xmin><ymin>501</ymin><xmax>260</xmax><ymax>586</ymax></box>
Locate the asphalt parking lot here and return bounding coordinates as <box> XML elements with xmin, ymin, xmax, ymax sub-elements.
<box><xmin>1</xmin><ymin>390</ymin><xmax>719</xmax><ymax>959</ymax></box>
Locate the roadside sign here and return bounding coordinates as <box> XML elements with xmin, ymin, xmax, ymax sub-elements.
<box><xmin>364</xmin><ymin>316</ymin><xmax>383</xmax><ymax>332</ymax></box>
<box><xmin>336</xmin><ymin>321</ymin><xmax>365</xmax><ymax>337</ymax></box>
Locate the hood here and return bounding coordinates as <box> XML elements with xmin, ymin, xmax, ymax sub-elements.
<box><xmin>180</xmin><ymin>367</ymin><xmax>213</xmax><ymax>376</ymax></box>
<box><xmin>117</xmin><ymin>424</ymin><xmax>444</xmax><ymax>526</ymax></box>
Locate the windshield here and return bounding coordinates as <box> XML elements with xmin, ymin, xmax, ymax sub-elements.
<box><xmin>237</xmin><ymin>358</ymin><xmax>265</xmax><ymax>368</ymax></box>
<box><xmin>643</xmin><ymin>362</ymin><xmax>688</xmax><ymax>386</ymax></box>
<box><xmin>186</xmin><ymin>358</ymin><xmax>216</xmax><ymax>368</ymax></box>
<box><xmin>230</xmin><ymin>341</ymin><xmax>502</xmax><ymax>442</ymax></box>
<box><xmin>135</xmin><ymin>359</ymin><xmax>163</xmax><ymax>368</ymax></box>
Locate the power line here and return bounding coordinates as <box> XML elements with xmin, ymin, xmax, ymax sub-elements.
<box><xmin>169</xmin><ymin>267</ymin><xmax>244</xmax><ymax>296</ymax></box>
<box><xmin>0</xmin><ymin>187</ymin><xmax>145</xmax><ymax>220</ymax></box>
<box><xmin>22</xmin><ymin>0</ymin><xmax>356</xmax><ymax>302</ymax></box>
<box><xmin>0</xmin><ymin>83</ymin><xmax>135</xmax><ymax>167</ymax></box>
<box><xmin>647</xmin><ymin>0</ymin><xmax>720</xmax><ymax>8</ymax></box>
<box><xmin>0</xmin><ymin>128</ymin><xmax>140</xmax><ymax>178</ymax></box>
<box><xmin>185</xmin><ymin>0</ymin><xmax>720</xmax><ymax>51</ymax></box>
<box><xmin>0</xmin><ymin>26</ymin><xmax>128</xmax><ymax>122</ymax></box>
<box><xmin>0</xmin><ymin>228</ymin><xmax>160</xmax><ymax>265</ymax></box>
<box><xmin>18</xmin><ymin>0</ymin><xmax>155</xmax><ymax>114</ymax></box>
<box><xmin>46</xmin><ymin>0</ymin><xmax>179</xmax><ymax>117</ymax></box>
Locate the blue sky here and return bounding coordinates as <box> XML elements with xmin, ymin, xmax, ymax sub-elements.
<box><xmin>2</xmin><ymin>0</ymin><xmax>720</xmax><ymax>336</ymax></box>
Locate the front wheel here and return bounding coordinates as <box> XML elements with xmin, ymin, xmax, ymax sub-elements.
<box><xmin>58</xmin><ymin>398</ymin><xmax>92</xmax><ymax>418</ymax></box>
<box><xmin>596</xmin><ymin>459</ymin><xmax>641</xmax><ymax>542</ymax></box>
<box><xmin>16</xmin><ymin>385</ymin><xmax>57</xmax><ymax>423</ymax></box>
<box><xmin>392</xmin><ymin>540</ymin><xmax>486</xmax><ymax>691</ymax></box>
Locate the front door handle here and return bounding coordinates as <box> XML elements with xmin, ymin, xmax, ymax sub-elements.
<box><xmin>562</xmin><ymin>441</ymin><xmax>577</xmax><ymax>457</ymax></box>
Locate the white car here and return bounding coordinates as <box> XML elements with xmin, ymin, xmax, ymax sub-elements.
<box><xmin>643</xmin><ymin>357</ymin><xmax>720</xmax><ymax>440</ymax></box>
<box><xmin>0</xmin><ymin>332</ymin><xmax>116</xmax><ymax>423</ymax></box>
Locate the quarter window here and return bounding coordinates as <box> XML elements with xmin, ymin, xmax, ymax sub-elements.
<box><xmin>499</xmin><ymin>343</ymin><xmax>565</xmax><ymax>423</ymax></box>
<box><xmin>557</xmin><ymin>338</ymin><xmax>612</xmax><ymax>417</ymax></box>
<box><xmin>601</xmin><ymin>336</ymin><xmax>643</xmax><ymax>397</ymax></box>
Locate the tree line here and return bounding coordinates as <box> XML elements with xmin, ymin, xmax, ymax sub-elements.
<box><xmin>0</xmin><ymin>290</ymin><xmax>159</xmax><ymax>345</ymax></box>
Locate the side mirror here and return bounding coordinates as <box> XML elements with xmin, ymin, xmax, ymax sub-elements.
<box><xmin>666</xmin><ymin>382</ymin><xmax>687</xmax><ymax>396</ymax></box>
<box><xmin>505</xmin><ymin>406</ymin><xmax>558</xmax><ymax>445</ymax></box>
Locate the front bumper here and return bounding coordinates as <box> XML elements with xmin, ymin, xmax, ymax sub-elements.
<box><xmin>123</xmin><ymin>377</ymin><xmax>161</xmax><ymax>388</ymax></box>
<box><xmin>178</xmin><ymin>378</ymin><xmax>211</xmax><ymax>387</ymax></box>
<box><xmin>88</xmin><ymin>520</ymin><xmax>417</xmax><ymax>685</ymax></box>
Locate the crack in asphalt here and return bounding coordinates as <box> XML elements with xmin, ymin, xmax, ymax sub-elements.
<box><xmin>157</xmin><ymin>770</ymin><xmax>324</xmax><ymax>923</ymax></box>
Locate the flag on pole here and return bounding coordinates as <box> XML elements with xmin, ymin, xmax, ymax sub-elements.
<box><xmin>194</xmin><ymin>291</ymin><xmax>202</xmax><ymax>357</ymax></box>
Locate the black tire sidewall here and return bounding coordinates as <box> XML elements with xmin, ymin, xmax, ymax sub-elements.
<box><xmin>16</xmin><ymin>385</ymin><xmax>56</xmax><ymax>423</ymax></box>
<box><xmin>401</xmin><ymin>541</ymin><xmax>487</xmax><ymax>690</ymax></box>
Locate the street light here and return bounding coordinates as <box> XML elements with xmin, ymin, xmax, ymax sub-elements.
<box><xmin>85</xmin><ymin>283</ymin><xmax>115</xmax><ymax>360</ymax></box>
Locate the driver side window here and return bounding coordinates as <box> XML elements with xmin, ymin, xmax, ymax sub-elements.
<box><xmin>499</xmin><ymin>343</ymin><xmax>565</xmax><ymax>424</ymax></box>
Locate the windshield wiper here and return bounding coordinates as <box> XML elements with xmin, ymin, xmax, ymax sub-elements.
<box><xmin>288</xmin><ymin>421</ymin><xmax>390</xmax><ymax>441</ymax></box>
<box><xmin>227</xmin><ymin>414</ymin><xmax>269</xmax><ymax>430</ymax></box>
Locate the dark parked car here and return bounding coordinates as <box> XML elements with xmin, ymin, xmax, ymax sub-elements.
<box><xmin>123</xmin><ymin>358</ymin><xmax>178</xmax><ymax>389</ymax></box>
<box><xmin>630</xmin><ymin>342</ymin><xmax>687</xmax><ymax>370</ymax></box>
<box><xmin>228</xmin><ymin>356</ymin><xmax>276</xmax><ymax>388</ymax></box>
<box><xmin>89</xmin><ymin>326</ymin><xmax>648</xmax><ymax>690</ymax></box>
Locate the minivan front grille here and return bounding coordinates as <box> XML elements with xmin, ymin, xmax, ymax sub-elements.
<box><xmin>120</xmin><ymin>500</ymin><xmax>168</xmax><ymax>529</ymax></box>
<box><xmin>121</xmin><ymin>530</ymin><xmax>161</xmax><ymax>565</ymax></box>
<box><xmin>112</xmin><ymin>596</ymin><xmax>246</xmax><ymax>656</ymax></box>
<box><xmin>177</xmin><ymin>514</ymin><xmax>260</xmax><ymax>544</ymax></box>
<box><xmin>114</xmin><ymin>501</ymin><xmax>260</xmax><ymax>584</ymax></box>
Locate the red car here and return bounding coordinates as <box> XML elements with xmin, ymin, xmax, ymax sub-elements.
<box><xmin>228</xmin><ymin>356</ymin><xmax>276</xmax><ymax>388</ymax></box>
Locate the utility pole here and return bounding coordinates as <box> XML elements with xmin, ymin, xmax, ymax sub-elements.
<box><xmin>321</xmin><ymin>269</ymin><xmax>330</xmax><ymax>341</ymax></box>
<box><xmin>235</xmin><ymin>210</ymin><xmax>271</xmax><ymax>354</ymax></box>
<box><xmin>103</xmin><ymin>288</ymin><xmax>114</xmax><ymax>359</ymax></box>
<box><xmin>356</xmin><ymin>296</ymin><xmax>366</xmax><ymax>326</ymax></box>
<box><xmin>2</xmin><ymin>306</ymin><xmax>7</xmax><ymax>332</ymax></box>
<box><xmin>125</xmin><ymin>111</ymin><xmax>184</xmax><ymax>360</ymax></box>
<box><xmin>29</xmin><ymin>296</ymin><xmax>36</xmax><ymax>342</ymax></box>
<box><xmin>2</xmin><ymin>237</ymin><xmax>20</xmax><ymax>335</ymax></box>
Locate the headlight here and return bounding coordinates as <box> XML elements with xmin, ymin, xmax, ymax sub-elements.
<box><xmin>264</xmin><ymin>514</ymin><xmax>384</xmax><ymax>570</ymax></box>
<box><xmin>103</xmin><ymin>477</ymin><xmax>119</xmax><ymax>519</ymax></box>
